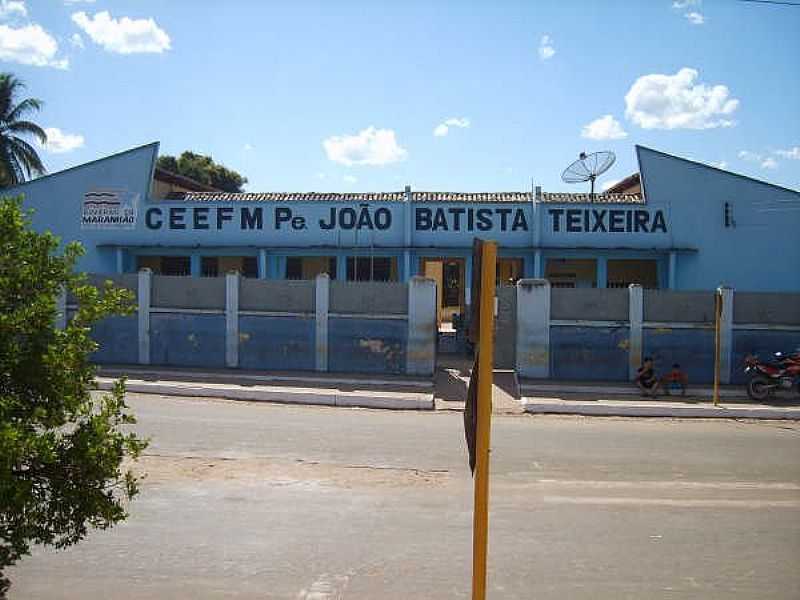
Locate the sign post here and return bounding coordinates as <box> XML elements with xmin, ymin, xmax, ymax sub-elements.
<box><xmin>465</xmin><ymin>239</ymin><xmax>496</xmax><ymax>600</ymax></box>
<box><xmin>713</xmin><ymin>288</ymin><xmax>722</xmax><ymax>406</ymax></box>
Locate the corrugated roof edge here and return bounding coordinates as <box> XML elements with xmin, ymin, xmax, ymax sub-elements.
<box><xmin>173</xmin><ymin>190</ymin><xmax>643</xmax><ymax>203</ymax></box>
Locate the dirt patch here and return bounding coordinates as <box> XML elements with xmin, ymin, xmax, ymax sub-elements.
<box><xmin>128</xmin><ymin>454</ymin><xmax>449</xmax><ymax>489</ymax></box>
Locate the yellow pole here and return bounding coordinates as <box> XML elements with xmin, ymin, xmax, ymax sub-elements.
<box><xmin>472</xmin><ymin>240</ymin><xmax>496</xmax><ymax>600</ymax></box>
<box><xmin>713</xmin><ymin>289</ymin><xmax>722</xmax><ymax>406</ymax></box>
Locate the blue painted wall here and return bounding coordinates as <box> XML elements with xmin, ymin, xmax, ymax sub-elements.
<box><xmin>150</xmin><ymin>313</ymin><xmax>226</xmax><ymax>368</ymax></box>
<box><xmin>238</xmin><ymin>316</ymin><xmax>315</xmax><ymax>371</ymax></box>
<box><xmin>638</xmin><ymin>146</ymin><xmax>800</xmax><ymax>292</ymax></box>
<box><xmin>643</xmin><ymin>328</ymin><xmax>715</xmax><ymax>384</ymax></box>
<box><xmin>90</xmin><ymin>316</ymin><xmax>138</xmax><ymax>364</ymax></box>
<box><xmin>328</xmin><ymin>318</ymin><xmax>407</xmax><ymax>374</ymax></box>
<box><xmin>549</xmin><ymin>326</ymin><xmax>630</xmax><ymax>381</ymax></box>
<box><xmin>10</xmin><ymin>141</ymin><xmax>799</xmax><ymax>292</ymax></box>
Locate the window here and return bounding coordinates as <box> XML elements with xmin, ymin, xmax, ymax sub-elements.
<box><xmin>242</xmin><ymin>257</ymin><xmax>258</xmax><ymax>278</ymax></box>
<box><xmin>284</xmin><ymin>257</ymin><xmax>336</xmax><ymax>280</ymax></box>
<box><xmin>286</xmin><ymin>257</ymin><xmax>303</xmax><ymax>280</ymax></box>
<box><xmin>161</xmin><ymin>256</ymin><xmax>191</xmax><ymax>276</ymax></box>
<box><xmin>607</xmin><ymin>259</ymin><xmax>658</xmax><ymax>289</ymax></box>
<box><xmin>346</xmin><ymin>257</ymin><xmax>396</xmax><ymax>281</ymax></box>
<box><xmin>546</xmin><ymin>258</ymin><xmax>597</xmax><ymax>288</ymax></box>
<box><xmin>201</xmin><ymin>257</ymin><xmax>219</xmax><ymax>277</ymax></box>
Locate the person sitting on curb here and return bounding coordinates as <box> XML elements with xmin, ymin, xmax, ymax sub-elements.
<box><xmin>636</xmin><ymin>356</ymin><xmax>661</xmax><ymax>397</ymax></box>
<box><xmin>661</xmin><ymin>363</ymin><xmax>689</xmax><ymax>396</ymax></box>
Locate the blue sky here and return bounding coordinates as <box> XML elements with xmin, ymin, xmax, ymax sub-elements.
<box><xmin>3</xmin><ymin>0</ymin><xmax>799</xmax><ymax>192</ymax></box>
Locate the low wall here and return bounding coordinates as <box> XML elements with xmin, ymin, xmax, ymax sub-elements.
<box><xmin>514</xmin><ymin>281</ymin><xmax>800</xmax><ymax>385</ymax></box>
<box><xmin>68</xmin><ymin>271</ymin><xmax>437</xmax><ymax>377</ymax></box>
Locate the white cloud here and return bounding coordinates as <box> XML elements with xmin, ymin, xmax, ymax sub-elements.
<box><xmin>712</xmin><ymin>160</ymin><xmax>727</xmax><ymax>169</ymax></box>
<box><xmin>761</xmin><ymin>157</ymin><xmax>778</xmax><ymax>170</ymax></box>
<box><xmin>0</xmin><ymin>0</ymin><xmax>26</xmax><ymax>19</ymax></box>
<box><xmin>323</xmin><ymin>126</ymin><xmax>407</xmax><ymax>167</ymax></box>
<box><xmin>243</xmin><ymin>143</ymin><xmax>253</xmax><ymax>151</ymax></box>
<box><xmin>71</xmin><ymin>11</ymin><xmax>171</xmax><ymax>54</ymax></box>
<box><xmin>738</xmin><ymin>150</ymin><xmax>778</xmax><ymax>170</ymax></box>
<box><xmin>685</xmin><ymin>11</ymin><xmax>705</xmax><ymax>24</ymax></box>
<box><xmin>343</xmin><ymin>175</ymin><xmax>357</xmax><ymax>184</ymax></box>
<box><xmin>774</xmin><ymin>146</ymin><xmax>800</xmax><ymax>160</ymax></box>
<box><xmin>672</xmin><ymin>0</ymin><xmax>699</xmax><ymax>7</ymax></box>
<box><xmin>69</xmin><ymin>32</ymin><xmax>84</xmax><ymax>48</ymax></box>
<box><xmin>581</xmin><ymin>114</ymin><xmax>627</xmax><ymax>140</ymax></box>
<box><xmin>433</xmin><ymin>117</ymin><xmax>470</xmax><ymax>137</ymax></box>
<box><xmin>40</xmin><ymin>127</ymin><xmax>85</xmax><ymax>153</ymax></box>
<box><xmin>538</xmin><ymin>34</ymin><xmax>555</xmax><ymax>60</ymax></box>
<box><xmin>0</xmin><ymin>23</ymin><xmax>68</xmax><ymax>69</ymax></box>
<box><xmin>624</xmin><ymin>68</ymin><xmax>739</xmax><ymax>130</ymax></box>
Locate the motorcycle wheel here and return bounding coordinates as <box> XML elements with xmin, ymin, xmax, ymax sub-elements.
<box><xmin>747</xmin><ymin>376</ymin><xmax>771</xmax><ymax>402</ymax></box>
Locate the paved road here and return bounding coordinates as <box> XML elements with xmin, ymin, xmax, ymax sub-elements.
<box><xmin>9</xmin><ymin>394</ymin><xmax>800</xmax><ymax>599</ymax></box>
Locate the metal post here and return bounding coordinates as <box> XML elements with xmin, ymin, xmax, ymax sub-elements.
<box><xmin>713</xmin><ymin>289</ymin><xmax>722</xmax><ymax>406</ymax></box>
<box><xmin>472</xmin><ymin>241</ymin><xmax>496</xmax><ymax>600</ymax></box>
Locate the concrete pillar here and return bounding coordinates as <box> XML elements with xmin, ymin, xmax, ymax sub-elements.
<box><xmin>258</xmin><ymin>249</ymin><xmax>268</xmax><ymax>279</ymax></box>
<box><xmin>628</xmin><ymin>284</ymin><xmax>643</xmax><ymax>380</ymax></box>
<box><xmin>138</xmin><ymin>268</ymin><xmax>152</xmax><ymax>365</ymax></box>
<box><xmin>668</xmin><ymin>251</ymin><xmax>677</xmax><ymax>290</ymax></box>
<box><xmin>533</xmin><ymin>249</ymin><xmax>543</xmax><ymax>278</ymax></box>
<box><xmin>402</xmin><ymin>250</ymin><xmax>411</xmax><ymax>282</ymax></box>
<box><xmin>336</xmin><ymin>254</ymin><xmax>347</xmax><ymax>281</ymax></box>
<box><xmin>225</xmin><ymin>271</ymin><xmax>240</xmax><ymax>368</ymax></box>
<box><xmin>515</xmin><ymin>279</ymin><xmax>550</xmax><ymax>379</ymax></box>
<box><xmin>116</xmin><ymin>248</ymin><xmax>126</xmax><ymax>274</ymax></box>
<box><xmin>55</xmin><ymin>287</ymin><xmax>67</xmax><ymax>330</ymax></box>
<box><xmin>406</xmin><ymin>276</ymin><xmax>437</xmax><ymax>376</ymax></box>
<box><xmin>315</xmin><ymin>273</ymin><xmax>330</xmax><ymax>372</ymax></box>
<box><xmin>718</xmin><ymin>286</ymin><xmax>734</xmax><ymax>384</ymax></box>
<box><xmin>190</xmin><ymin>254</ymin><xmax>201</xmax><ymax>277</ymax></box>
<box><xmin>464</xmin><ymin>255</ymin><xmax>473</xmax><ymax>307</ymax></box>
<box><xmin>597</xmin><ymin>257</ymin><xmax>608</xmax><ymax>289</ymax></box>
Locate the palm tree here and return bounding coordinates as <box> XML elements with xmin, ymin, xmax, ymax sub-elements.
<box><xmin>0</xmin><ymin>73</ymin><xmax>47</xmax><ymax>187</ymax></box>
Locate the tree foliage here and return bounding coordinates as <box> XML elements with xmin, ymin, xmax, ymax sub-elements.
<box><xmin>0</xmin><ymin>74</ymin><xmax>47</xmax><ymax>187</ymax></box>
<box><xmin>157</xmin><ymin>151</ymin><xmax>247</xmax><ymax>193</ymax></box>
<box><xmin>0</xmin><ymin>196</ymin><xmax>147</xmax><ymax>597</ymax></box>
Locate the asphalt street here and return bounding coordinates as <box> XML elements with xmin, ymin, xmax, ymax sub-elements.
<box><xmin>8</xmin><ymin>394</ymin><xmax>800</xmax><ymax>599</ymax></box>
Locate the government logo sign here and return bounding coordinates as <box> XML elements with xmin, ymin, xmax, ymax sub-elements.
<box><xmin>81</xmin><ymin>189</ymin><xmax>137</xmax><ymax>229</ymax></box>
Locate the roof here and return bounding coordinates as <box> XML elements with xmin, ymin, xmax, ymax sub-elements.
<box><xmin>154</xmin><ymin>167</ymin><xmax>220</xmax><ymax>193</ymax></box>
<box><xmin>175</xmin><ymin>190</ymin><xmax>644</xmax><ymax>204</ymax></box>
<box><xmin>539</xmin><ymin>192</ymin><xmax>643</xmax><ymax>204</ymax></box>
<box><xmin>604</xmin><ymin>173</ymin><xmax>640</xmax><ymax>194</ymax></box>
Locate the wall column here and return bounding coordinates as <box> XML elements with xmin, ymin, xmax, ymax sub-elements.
<box><xmin>597</xmin><ymin>257</ymin><xmax>608</xmax><ymax>289</ymax></box>
<box><xmin>116</xmin><ymin>248</ymin><xmax>126</xmax><ymax>274</ymax></box>
<box><xmin>668</xmin><ymin>251</ymin><xmax>677</xmax><ymax>290</ymax></box>
<box><xmin>225</xmin><ymin>271</ymin><xmax>240</xmax><ymax>368</ymax></box>
<box><xmin>190</xmin><ymin>254</ymin><xmax>201</xmax><ymax>277</ymax></box>
<box><xmin>464</xmin><ymin>254</ymin><xmax>473</xmax><ymax>307</ymax></box>
<box><xmin>407</xmin><ymin>276</ymin><xmax>437</xmax><ymax>376</ymax></box>
<box><xmin>336</xmin><ymin>254</ymin><xmax>347</xmax><ymax>281</ymax></box>
<box><xmin>533</xmin><ymin>249</ymin><xmax>543</xmax><ymax>278</ymax></box>
<box><xmin>719</xmin><ymin>286</ymin><xmax>734</xmax><ymax>384</ymax></box>
<box><xmin>515</xmin><ymin>279</ymin><xmax>550</xmax><ymax>379</ymax></box>
<box><xmin>258</xmin><ymin>249</ymin><xmax>268</xmax><ymax>279</ymax></box>
<box><xmin>137</xmin><ymin>268</ymin><xmax>151</xmax><ymax>365</ymax></box>
<box><xmin>315</xmin><ymin>273</ymin><xmax>330</xmax><ymax>371</ymax></box>
<box><xmin>628</xmin><ymin>284</ymin><xmax>643</xmax><ymax>380</ymax></box>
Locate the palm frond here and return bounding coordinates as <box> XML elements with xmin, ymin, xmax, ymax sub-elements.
<box><xmin>4</xmin><ymin>120</ymin><xmax>47</xmax><ymax>144</ymax></box>
<box><xmin>7</xmin><ymin>136</ymin><xmax>46</xmax><ymax>178</ymax></box>
<box><xmin>5</xmin><ymin>98</ymin><xmax>43</xmax><ymax>124</ymax></box>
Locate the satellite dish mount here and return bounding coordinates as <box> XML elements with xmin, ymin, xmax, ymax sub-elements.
<box><xmin>561</xmin><ymin>151</ymin><xmax>616</xmax><ymax>199</ymax></box>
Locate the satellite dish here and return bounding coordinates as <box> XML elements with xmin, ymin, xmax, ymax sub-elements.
<box><xmin>561</xmin><ymin>151</ymin><xmax>616</xmax><ymax>197</ymax></box>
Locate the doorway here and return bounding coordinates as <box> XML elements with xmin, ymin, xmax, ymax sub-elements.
<box><xmin>420</xmin><ymin>257</ymin><xmax>465</xmax><ymax>328</ymax></box>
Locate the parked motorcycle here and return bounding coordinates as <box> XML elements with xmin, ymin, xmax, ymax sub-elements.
<box><xmin>743</xmin><ymin>350</ymin><xmax>800</xmax><ymax>401</ymax></box>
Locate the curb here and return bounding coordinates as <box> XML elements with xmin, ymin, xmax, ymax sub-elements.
<box><xmin>97</xmin><ymin>378</ymin><xmax>435</xmax><ymax>411</ymax></box>
<box><xmin>522</xmin><ymin>400</ymin><xmax>800</xmax><ymax>420</ymax></box>
<box><xmin>520</xmin><ymin>383</ymin><xmax>749</xmax><ymax>400</ymax></box>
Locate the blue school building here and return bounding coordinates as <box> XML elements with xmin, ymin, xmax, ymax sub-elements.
<box><xmin>9</xmin><ymin>142</ymin><xmax>800</xmax><ymax>323</ymax></box>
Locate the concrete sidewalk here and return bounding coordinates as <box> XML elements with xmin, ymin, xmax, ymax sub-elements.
<box><xmin>97</xmin><ymin>366</ymin><xmax>435</xmax><ymax>411</ymax></box>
